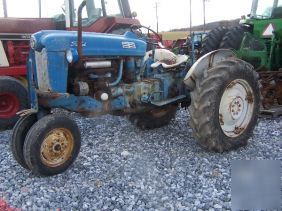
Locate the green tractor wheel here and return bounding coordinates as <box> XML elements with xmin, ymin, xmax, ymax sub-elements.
<box><xmin>200</xmin><ymin>26</ymin><xmax>229</xmax><ymax>56</ymax></box>
<box><xmin>189</xmin><ymin>58</ymin><xmax>260</xmax><ymax>152</ymax></box>
<box><xmin>219</xmin><ymin>25</ymin><xmax>250</xmax><ymax>50</ymax></box>
<box><xmin>128</xmin><ymin>105</ymin><xmax>178</xmax><ymax>130</ymax></box>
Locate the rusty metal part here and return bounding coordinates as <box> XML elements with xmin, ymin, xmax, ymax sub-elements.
<box><xmin>184</xmin><ymin>49</ymin><xmax>235</xmax><ymax>90</ymax></box>
<box><xmin>259</xmin><ymin>71</ymin><xmax>282</xmax><ymax>109</ymax></box>
<box><xmin>73</xmin><ymin>81</ymin><xmax>89</xmax><ymax>96</ymax></box>
<box><xmin>150</xmin><ymin>107</ymin><xmax>170</xmax><ymax>118</ymax></box>
<box><xmin>40</xmin><ymin>128</ymin><xmax>74</xmax><ymax>167</ymax></box>
<box><xmin>234</xmin><ymin>126</ymin><xmax>244</xmax><ymax>135</ymax></box>
<box><xmin>276</xmin><ymin>71</ymin><xmax>282</xmax><ymax>105</ymax></box>
<box><xmin>219</xmin><ymin>79</ymin><xmax>254</xmax><ymax>138</ymax></box>
<box><xmin>246</xmin><ymin>91</ymin><xmax>254</xmax><ymax>104</ymax></box>
<box><xmin>37</xmin><ymin>92</ymin><xmax>69</xmax><ymax>107</ymax></box>
<box><xmin>219</xmin><ymin>113</ymin><xmax>224</xmax><ymax>125</ymax></box>
<box><xmin>37</xmin><ymin>91</ymin><xmax>69</xmax><ymax>99</ymax></box>
<box><xmin>260</xmin><ymin>105</ymin><xmax>282</xmax><ymax>118</ymax></box>
<box><xmin>17</xmin><ymin>108</ymin><xmax>37</xmax><ymax>117</ymax></box>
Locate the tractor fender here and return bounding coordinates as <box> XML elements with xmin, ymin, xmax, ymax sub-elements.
<box><xmin>184</xmin><ymin>49</ymin><xmax>235</xmax><ymax>90</ymax></box>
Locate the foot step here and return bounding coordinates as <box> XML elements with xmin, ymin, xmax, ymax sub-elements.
<box><xmin>260</xmin><ymin>106</ymin><xmax>282</xmax><ymax>118</ymax></box>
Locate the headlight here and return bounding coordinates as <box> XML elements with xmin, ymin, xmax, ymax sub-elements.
<box><xmin>66</xmin><ymin>49</ymin><xmax>73</xmax><ymax>63</ymax></box>
<box><xmin>30</xmin><ymin>37</ymin><xmax>36</xmax><ymax>49</ymax></box>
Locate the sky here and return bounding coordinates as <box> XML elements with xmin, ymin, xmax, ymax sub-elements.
<box><xmin>130</xmin><ymin>0</ymin><xmax>253</xmax><ymax>31</ymax></box>
<box><xmin>0</xmin><ymin>0</ymin><xmax>254</xmax><ymax>32</ymax></box>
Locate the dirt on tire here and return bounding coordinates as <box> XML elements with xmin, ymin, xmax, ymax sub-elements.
<box><xmin>189</xmin><ymin>58</ymin><xmax>260</xmax><ymax>152</ymax></box>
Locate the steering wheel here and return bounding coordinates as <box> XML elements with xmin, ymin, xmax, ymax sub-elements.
<box><xmin>254</xmin><ymin>14</ymin><xmax>269</xmax><ymax>19</ymax></box>
<box><xmin>130</xmin><ymin>24</ymin><xmax>163</xmax><ymax>46</ymax></box>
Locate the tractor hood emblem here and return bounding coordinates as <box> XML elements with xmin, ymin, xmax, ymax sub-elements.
<box><xmin>71</xmin><ymin>41</ymin><xmax>86</xmax><ymax>47</ymax></box>
<box><xmin>122</xmin><ymin>42</ymin><xmax>136</xmax><ymax>49</ymax></box>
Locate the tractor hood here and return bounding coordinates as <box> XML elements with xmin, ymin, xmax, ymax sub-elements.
<box><xmin>31</xmin><ymin>30</ymin><xmax>147</xmax><ymax>57</ymax></box>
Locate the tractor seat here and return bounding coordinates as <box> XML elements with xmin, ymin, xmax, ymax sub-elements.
<box><xmin>145</xmin><ymin>49</ymin><xmax>188</xmax><ymax>69</ymax></box>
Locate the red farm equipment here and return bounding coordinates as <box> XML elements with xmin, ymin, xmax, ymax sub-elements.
<box><xmin>0</xmin><ymin>0</ymin><xmax>139</xmax><ymax>130</ymax></box>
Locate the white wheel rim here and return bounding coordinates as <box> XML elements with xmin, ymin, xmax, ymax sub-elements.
<box><xmin>219</xmin><ymin>79</ymin><xmax>254</xmax><ymax>138</ymax></box>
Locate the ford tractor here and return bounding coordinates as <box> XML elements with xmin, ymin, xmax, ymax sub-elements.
<box><xmin>201</xmin><ymin>0</ymin><xmax>282</xmax><ymax>111</ymax></box>
<box><xmin>10</xmin><ymin>0</ymin><xmax>260</xmax><ymax>176</ymax></box>
<box><xmin>0</xmin><ymin>0</ymin><xmax>139</xmax><ymax>130</ymax></box>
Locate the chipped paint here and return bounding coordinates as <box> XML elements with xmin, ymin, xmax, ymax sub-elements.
<box><xmin>184</xmin><ymin>49</ymin><xmax>235</xmax><ymax>90</ymax></box>
<box><xmin>35</xmin><ymin>49</ymin><xmax>51</xmax><ymax>92</ymax></box>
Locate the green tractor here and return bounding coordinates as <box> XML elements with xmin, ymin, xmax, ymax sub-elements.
<box><xmin>201</xmin><ymin>0</ymin><xmax>282</xmax><ymax>110</ymax></box>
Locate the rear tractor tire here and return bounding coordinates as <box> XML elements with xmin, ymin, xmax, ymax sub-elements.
<box><xmin>128</xmin><ymin>105</ymin><xmax>178</xmax><ymax>130</ymax></box>
<box><xmin>200</xmin><ymin>26</ymin><xmax>229</xmax><ymax>57</ymax></box>
<box><xmin>219</xmin><ymin>25</ymin><xmax>250</xmax><ymax>50</ymax></box>
<box><xmin>189</xmin><ymin>58</ymin><xmax>260</xmax><ymax>152</ymax></box>
<box><xmin>23</xmin><ymin>114</ymin><xmax>81</xmax><ymax>176</ymax></box>
<box><xmin>0</xmin><ymin>76</ymin><xmax>28</xmax><ymax>131</ymax></box>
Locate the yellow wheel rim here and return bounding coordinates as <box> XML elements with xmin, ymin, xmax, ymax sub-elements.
<box><xmin>40</xmin><ymin>128</ymin><xmax>74</xmax><ymax>167</ymax></box>
<box><xmin>18</xmin><ymin>77</ymin><xmax>28</xmax><ymax>88</ymax></box>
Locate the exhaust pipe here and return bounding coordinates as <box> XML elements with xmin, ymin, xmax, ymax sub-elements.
<box><xmin>77</xmin><ymin>0</ymin><xmax>87</xmax><ymax>61</ymax></box>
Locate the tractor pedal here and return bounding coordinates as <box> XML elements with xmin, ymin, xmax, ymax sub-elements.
<box><xmin>151</xmin><ymin>95</ymin><xmax>187</xmax><ymax>107</ymax></box>
<box><xmin>260</xmin><ymin>106</ymin><xmax>282</xmax><ymax>118</ymax></box>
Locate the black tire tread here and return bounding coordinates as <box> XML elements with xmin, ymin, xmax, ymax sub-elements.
<box><xmin>23</xmin><ymin>114</ymin><xmax>81</xmax><ymax>176</ymax></box>
<box><xmin>219</xmin><ymin>25</ymin><xmax>249</xmax><ymax>50</ymax></box>
<box><xmin>189</xmin><ymin>58</ymin><xmax>260</xmax><ymax>152</ymax></box>
<box><xmin>200</xmin><ymin>26</ymin><xmax>229</xmax><ymax>56</ymax></box>
<box><xmin>0</xmin><ymin>76</ymin><xmax>28</xmax><ymax>130</ymax></box>
<box><xmin>128</xmin><ymin>106</ymin><xmax>177</xmax><ymax>130</ymax></box>
<box><xmin>10</xmin><ymin>114</ymin><xmax>37</xmax><ymax>169</ymax></box>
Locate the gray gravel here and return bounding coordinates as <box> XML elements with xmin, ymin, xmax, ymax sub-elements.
<box><xmin>0</xmin><ymin>109</ymin><xmax>281</xmax><ymax>210</ymax></box>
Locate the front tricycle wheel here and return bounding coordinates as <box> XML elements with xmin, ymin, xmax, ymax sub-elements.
<box><xmin>23</xmin><ymin>114</ymin><xmax>81</xmax><ymax>176</ymax></box>
<box><xmin>189</xmin><ymin>58</ymin><xmax>260</xmax><ymax>152</ymax></box>
<box><xmin>10</xmin><ymin>113</ymin><xmax>37</xmax><ymax>169</ymax></box>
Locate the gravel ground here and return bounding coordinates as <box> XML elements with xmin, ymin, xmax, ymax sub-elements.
<box><xmin>0</xmin><ymin>109</ymin><xmax>281</xmax><ymax>210</ymax></box>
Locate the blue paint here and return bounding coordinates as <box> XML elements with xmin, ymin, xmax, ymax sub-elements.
<box><xmin>27</xmin><ymin>28</ymin><xmax>191</xmax><ymax>118</ymax></box>
<box><xmin>109</xmin><ymin>60</ymin><xmax>123</xmax><ymax>87</ymax></box>
<box><xmin>43</xmin><ymin>94</ymin><xmax>126</xmax><ymax>113</ymax></box>
<box><xmin>143</xmin><ymin>58</ymin><xmax>154</xmax><ymax>77</ymax></box>
<box><xmin>124</xmin><ymin>57</ymin><xmax>137</xmax><ymax>81</ymax></box>
<box><xmin>46</xmin><ymin>51</ymin><xmax>69</xmax><ymax>92</ymax></box>
<box><xmin>32</xmin><ymin>30</ymin><xmax>147</xmax><ymax>57</ymax></box>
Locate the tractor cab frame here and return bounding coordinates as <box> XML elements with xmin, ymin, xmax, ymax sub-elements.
<box><xmin>250</xmin><ymin>0</ymin><xmax>282</xmax><ymax>19</ymax></box>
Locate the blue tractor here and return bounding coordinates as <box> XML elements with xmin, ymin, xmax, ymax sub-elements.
<box><xmin>10</xmin><ymin>1</ymin><xmax>260</xmax><ymax>176</ymax></box>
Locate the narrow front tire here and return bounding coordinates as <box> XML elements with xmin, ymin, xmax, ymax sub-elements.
<box><xmin>23</xmin><ymin>114</ymin><xmax>81</xmax><ymax>176</ymax></box>
<box><xmin>10</xmin><ymin>113</ymin><xmax>37</xmax><ymax>169</ymax></box>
